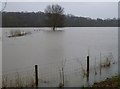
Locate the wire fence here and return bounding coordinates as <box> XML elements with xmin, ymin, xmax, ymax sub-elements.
<box><xmin>2</xmin><ymin>52</ymin><xmax>118</xmax><ymax>87</ymax></box>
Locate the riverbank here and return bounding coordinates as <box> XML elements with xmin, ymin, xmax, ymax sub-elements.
<box><xmin>82</xmin><ymin>75</ymin><xmax>120</xmax><ymax>89</ymax></box>
<box><xmin>83</xmin><ymin>75</ymin><xmax>118</xmax><ymax>89</ymax></box>
<box><xmin>92</xmin><ymin>75</ymin><xmax>120</xmax><ymax>87</ymax></box>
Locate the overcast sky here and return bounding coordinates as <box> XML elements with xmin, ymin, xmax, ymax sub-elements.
<box><xmin>2</xmin><ymin>2</ymin><xmax>118</xmax><ymax>19</ymax></box>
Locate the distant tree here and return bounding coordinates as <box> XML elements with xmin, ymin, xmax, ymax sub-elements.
<box><xmin>44</xmin><ymin>4</ymin><xmax>64</xmax><ymax>31</ymax></box>
<box><xmin>0</xmin><ymin>2</ymin><xmax>7</xmax><ymax>12</ymax></box>
<box><xmin>2</xmin><ymin>12</ymin><xmax>118</xmax><ymax>27</ymax></box>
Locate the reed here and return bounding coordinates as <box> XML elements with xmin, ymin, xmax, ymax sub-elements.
<box><xmin>59</xmin><ymin>59</ymin><xmax>66</xmax><ymax>88</ymax></box>
<box><xmin>2</xmin><ymin>72</ymin><xmax>35</xmax><ymax>88</ymax></box>
<box><xmin>76</xmin><ymin>59</ymin><xmax>87</xmax><ymax>78</ymax></box>
<box><xmin>101</xmin><ymin>57</ymin><xmax>111</xmax><ymax>68</ymax></box>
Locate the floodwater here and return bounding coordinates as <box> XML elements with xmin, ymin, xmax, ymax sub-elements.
<box><xmin>2</xmin><ymin>27</ymin><xmax>118</xmax><ymax>87</ymax></box>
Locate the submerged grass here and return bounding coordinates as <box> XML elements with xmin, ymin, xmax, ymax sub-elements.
<box><xmin>82</xmin><ymin>75</ymin><xmax>120</xmax><ymax>89</ymax></box>
<box><xmin>92</xmin><ymin>75</ymin><xmax>120</xmax><ymax>87</ymax></box>
<box><xmin>2</xmin><ymin>53</ymin><xmax>117</xmax><ymax>88</ymax></box>
<box><xmin>2</xmin><ymin>72</ymin><xmax>35</xmax><ymax>88</ymax></box>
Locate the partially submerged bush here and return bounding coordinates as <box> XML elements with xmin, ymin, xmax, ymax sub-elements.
<box><xmin>8</xmin><ymin>30</ymin><xmax>27</xmax><ymax>38</ymax></box>
<box><xmin>101</xmin><ymin>57</ymin><xmax>111</xmax><ymax>68</ymax></box>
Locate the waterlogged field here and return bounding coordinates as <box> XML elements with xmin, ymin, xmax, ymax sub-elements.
<box><xmin>2</xmin><ymin>27</ymin><xmax>118</xmax><ymax>87</ymax></box>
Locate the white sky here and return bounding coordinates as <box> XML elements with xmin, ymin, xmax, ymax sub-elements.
<box><xmin>0</xmin><ymin>0</ymin><xmax>119</xmax><ymax>19</ymax></box>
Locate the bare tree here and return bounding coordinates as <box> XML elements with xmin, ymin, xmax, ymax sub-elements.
<box><xmin>44</xmin><ymin>4</ymin><xmax>64</xmax><ymax>31</ymax></box>
<box><xmin>0</xmin><ymin>2</ymin><xmax>7</xmax><ymax>12</ymax></box>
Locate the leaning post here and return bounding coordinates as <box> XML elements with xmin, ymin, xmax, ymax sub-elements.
<box><xmin>87</xmin><ymin>56</ymin><xmax>89</xmax><ymax>79</ymax></box>
<box><xmin>35</xmin><ymin>65</ymin><xmax>38</xmax><ymax>87</ymax></box>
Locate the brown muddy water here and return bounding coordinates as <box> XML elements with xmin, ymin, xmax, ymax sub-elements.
<box><xmin>2</xmin><ymin>27</ymin><xmax>118</xmax><ymax>87</ymax></box>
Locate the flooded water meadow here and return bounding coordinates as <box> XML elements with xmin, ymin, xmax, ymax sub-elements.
<box><xmin>2</xmin><ymin>27</ymin><xmax>118</xmax><ymax>87</ymax></box>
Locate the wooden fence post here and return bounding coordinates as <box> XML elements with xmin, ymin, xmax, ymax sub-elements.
<box><xmin>35</xmin><ymin>65</ymin><xmax>38</xmax><ymax>87</ymax></box>
<box><xmin>87</xmin><ymin>56</ymin><xmax>89</xmax><ymax>77</ymax></box>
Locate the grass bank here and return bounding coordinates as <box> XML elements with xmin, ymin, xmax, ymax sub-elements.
<box><xmin>83</xmin><ymin>75</ymin><xmax>120</xmax><ymax>89</ymax></box>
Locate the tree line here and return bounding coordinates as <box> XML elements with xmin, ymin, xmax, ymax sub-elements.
<box><xmin>2</xmin><ymin>11</ymin><xmax>118</xmax><ymax>27</ymax></box>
